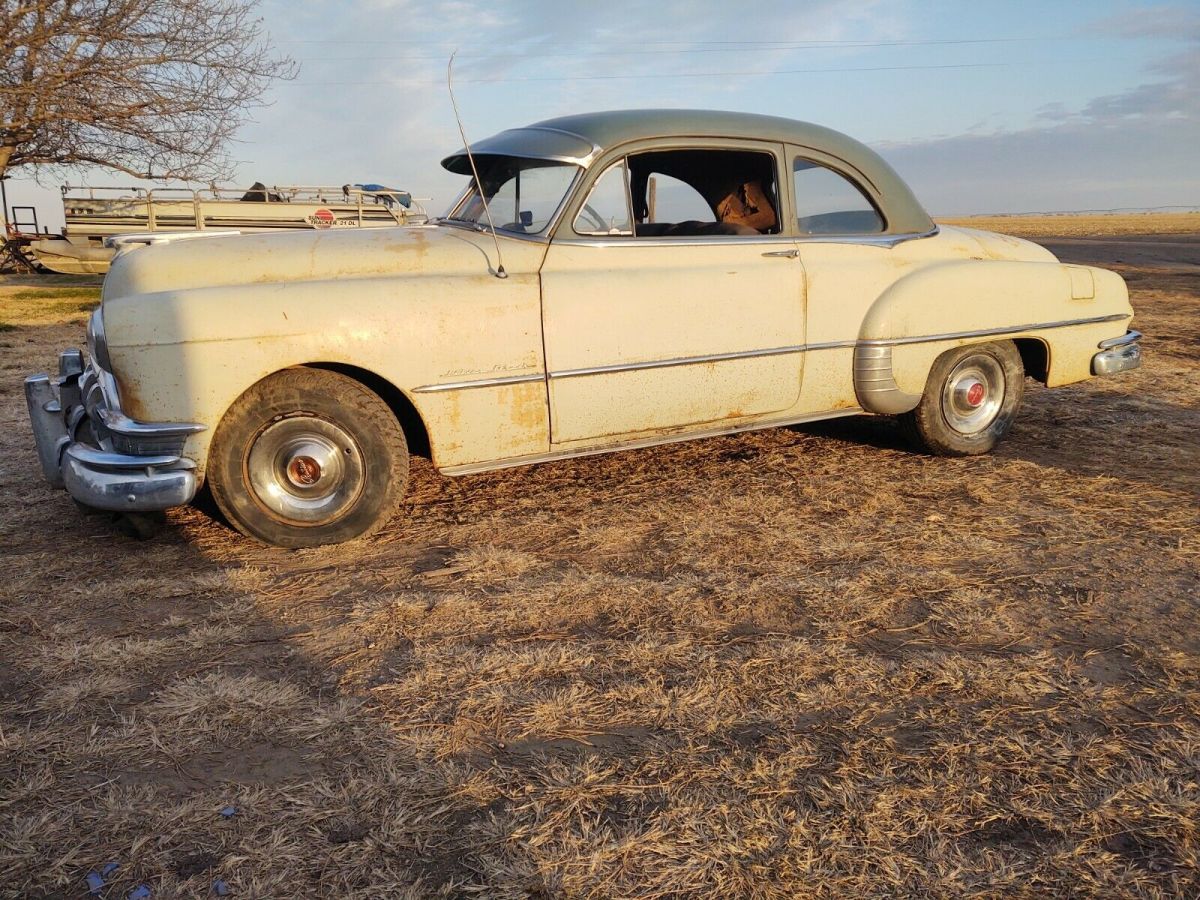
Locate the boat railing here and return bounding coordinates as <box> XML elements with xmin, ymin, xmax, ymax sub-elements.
<box><xmin>59</xmin><ymin>185</ymin><xmax>428</xmax><ymax>230</ymax></box>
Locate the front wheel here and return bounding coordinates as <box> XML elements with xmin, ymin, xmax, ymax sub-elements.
<box><xmin>207</xmin><ymin>368</ymin><xmax>408</xmax><ymax>548</ymax></box>
<box><xmin>899</xmin><ymin>340</ymin><xmax>1024</xmax><ymax>456</ymax></box>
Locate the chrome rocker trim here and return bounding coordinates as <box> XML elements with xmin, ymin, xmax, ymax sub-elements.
<box><xmin>24</xmin><ymin>350</ymin><xmax>205</xmax><ymax>513</ymax></box>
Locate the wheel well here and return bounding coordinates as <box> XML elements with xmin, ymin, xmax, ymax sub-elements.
<box><xmin>303</xmin><ymin>362</ymin><xmax>431</xmax><ymax>457</ymax></box>
<box><xmin>1012</xmin><ymin>338</ymin><xmax>1049</xmax><ymax>384</ymax></box>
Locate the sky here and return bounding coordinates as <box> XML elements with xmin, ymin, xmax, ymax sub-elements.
<box><xmin>5</xmin><ymin>0</ymin><xmax>1199</xmax><ymax>230</ymax></box>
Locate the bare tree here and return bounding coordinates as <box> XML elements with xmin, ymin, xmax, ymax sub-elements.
<box><xmin>0</xmin><ymin>0</ymin><xmax>296</xmax><ymax>182</ymax></box>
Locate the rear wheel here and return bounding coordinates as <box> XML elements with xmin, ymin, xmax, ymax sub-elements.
<box><xmin>900</xmin><ymin>340</ymin><xmax>1024</xmax><ymax>456</ymax></box>
<box><xmin>207</xmin><ymin>368</ymin><xmax>407</xmax><ymax>548</ymax></box>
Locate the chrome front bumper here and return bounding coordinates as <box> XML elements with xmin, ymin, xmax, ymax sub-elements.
<box><xmin>1092</xmin><ymin>330</ymin><xmax>1142</xmax><ymax>376</ymax></box>
<box><xmin>24</xmin><ymin>350</ymin><xmax>204</xmax><ymax>512</ymax></box>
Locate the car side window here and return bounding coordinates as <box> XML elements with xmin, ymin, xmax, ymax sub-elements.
<box><xmin>574</xmin><ymin>161</ymin><xmax>633</xmax><ymax>235</ymax></box>
<box><xmin>793</xmin><ymin>159</ymin><xmax>884</xmax><ymax>235</ymax></box>
<box><xmin>645</xmin><ymin>175</ymin><xmax>715</xmax><ymax>224</ymax></box>
<box><xmin>627</xmin><ymin>148</ymin><xmax>781</xmax><ymax>238</ymax></box>
<box><xmin>485</xmin><ymin>162</ymin><xmax>578</xmax><ymax>233</ymax></box>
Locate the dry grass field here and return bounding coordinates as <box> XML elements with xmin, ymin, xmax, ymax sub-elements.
<box><xmin>1</xmin><ymin>220</ymin><xmax>1197</xmax><ymax>898</ymax></box>
<box><xmin>939</xmin><ymin>211</ymin><xmax>1200</xmax><ymax>238</ymax></box>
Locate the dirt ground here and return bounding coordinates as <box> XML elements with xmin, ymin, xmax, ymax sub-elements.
<box><xmin>1</xmin><ymin>221</ymin><xmax>1197</xmax><ymax>898</ymax></box>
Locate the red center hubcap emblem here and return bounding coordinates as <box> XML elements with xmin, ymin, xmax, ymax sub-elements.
<box><xmin>288</xmin><ymin>456</ymin><xmax>320</xmax><ymax>486</ymax></box>
<box><xmin>966</xmin><ymin>382</ymin><xmax>986</xmax><ymax>407</ymax></box>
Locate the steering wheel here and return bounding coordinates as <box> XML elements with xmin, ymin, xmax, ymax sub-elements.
<box><xmin>577</xmin><ymin>203</ymin><xmax>611</xmax><ymax>232</ymax></box>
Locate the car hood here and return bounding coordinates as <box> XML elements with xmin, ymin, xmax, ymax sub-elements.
<box><xmin>102</xmin><ymin>225</ymin><xmax>544</xmax><ymax>300</ymax></box>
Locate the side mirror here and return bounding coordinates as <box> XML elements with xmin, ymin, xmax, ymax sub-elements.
<box><xmin>519</xmin><ymin>210</ymin><xmax>534</xmax><ymax>227</ymax></box>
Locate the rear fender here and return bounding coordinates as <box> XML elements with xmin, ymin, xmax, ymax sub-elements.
<box><xmin>853</xmin><ymin>260</ymin><xmax>1131</xmax><ymax>413</ymax></box>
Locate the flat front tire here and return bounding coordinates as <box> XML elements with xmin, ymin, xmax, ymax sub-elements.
<box><xmin>900</xmin><ymin>340</ymin><xmax>1024</xmax><ymax>456</ymax></box>
<box><xmin>207</xmin><ymin>368</ymin><xmax>408</xmax><ymax>548</ymax></box>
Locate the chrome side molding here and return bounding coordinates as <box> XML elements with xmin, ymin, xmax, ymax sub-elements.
<box><xmin>413</xmin><ymin>315</ymin><xmax>1135</xmax><ymax>396</ymax></box>
<box><xmin>550</xmin><ymin>344</ymin><xmax>807</xmax><ymax>380</ymax></box>
<box><xmin>412</xmin><ymin>372</ymin><xmax>544</xmax><ymax>393</ymax></box>
<box><xmin>857</xmin><ymin>313</ymin><xmax>1128</xmax><ymax>348</ymax></box>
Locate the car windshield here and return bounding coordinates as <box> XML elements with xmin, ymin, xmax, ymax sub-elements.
<box><xmin>444</xmin><ymin>157</ymin><xmax>579</xmax><ymax>235</ymax></box>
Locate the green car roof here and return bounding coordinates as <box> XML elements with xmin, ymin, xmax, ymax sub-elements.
<box><xmin>443</xmin><ymin>109</ymin><xmax>935</xmax><ymax>236</ymax></box>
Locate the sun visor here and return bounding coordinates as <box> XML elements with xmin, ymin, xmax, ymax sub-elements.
<box><xmin>441</xmin><ymin>127</ymin><xmax>599</xmax><ymax>174</ymax></box>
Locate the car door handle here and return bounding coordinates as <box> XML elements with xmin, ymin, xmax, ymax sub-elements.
<box><xmin>761</xmin><ymin>249</ymin><xmax>799</xmax><ymax>258</ymax></box>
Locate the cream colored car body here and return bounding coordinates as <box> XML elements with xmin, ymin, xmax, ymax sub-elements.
<box><xmin>100</xmin><ymin>218</ymin><xmax>1130</xmax><ymax>481</ymax></box>
<box><xmin>67</xmin><ymin>108</ymin><xmax>1131</xmax><ymax>502</ymax></box>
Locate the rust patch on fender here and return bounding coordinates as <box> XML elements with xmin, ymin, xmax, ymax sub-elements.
<box><xmin>121</xmin><ymin>382</ymin><xmax>151</xmax><ymax>421</ymax></box>
<box><xmin>508</xmin><ymin>387</ymin><xmax>548</xmax><ymax>433</ymax></box>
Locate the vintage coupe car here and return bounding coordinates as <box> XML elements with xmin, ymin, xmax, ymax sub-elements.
<box><xmin>25</xmin><ymin>110</ymin><xmax>1142</xmax><ymax>547</ymax></box>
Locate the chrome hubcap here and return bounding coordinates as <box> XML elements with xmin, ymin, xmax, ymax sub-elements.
<box><xmin>942</xmin><ymin>354</ymin><xmax>1005</xmax><ymax>434</ymax></box>
<box><xmin>247</xmin><ymin>416</ymin><xmax>364</xmax><ymax>525</ymax></box>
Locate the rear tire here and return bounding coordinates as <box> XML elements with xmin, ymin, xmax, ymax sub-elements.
<box><xmin>207</xmin><ymin>368</ymin><xmax>407</xmax><ymax>548</ymax></box>
<box><xmin>899</xmin><ymin>340</ymin><xmax>1024</xmax><ymax>456</ymax></box>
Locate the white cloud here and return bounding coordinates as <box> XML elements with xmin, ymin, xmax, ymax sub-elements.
<box><xmin>880</xmin><ymin>116</ymin><xmax>1199</xmax><ymax>215</ymax></box>
<box><xmin>7</xmin><ymin>1</ymin><xmax>1198</xmax><ymax>223</ymax></box>
<box><xmin>878</xmin><ymin>4</ymin><xmax>1200</xmax><ymax>214</ymax></box>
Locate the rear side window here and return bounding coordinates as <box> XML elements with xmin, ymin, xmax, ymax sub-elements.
<box><xmin>793</xmin><ymin>160</ymin><xmax>884</xmax><ymax>235</ymax></box>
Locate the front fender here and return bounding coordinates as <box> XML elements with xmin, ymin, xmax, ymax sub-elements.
<box><xmin>103</xmin><ymin>271</ymin><xmax>548</xmax><ymax>474</ymax></box>
<box><xmin>853</xmin><ymin>259</ymin><xmax>1132</xmax><ymax>413</ymax></box>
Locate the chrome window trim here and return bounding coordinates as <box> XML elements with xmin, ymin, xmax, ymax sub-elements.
<box><xmin>549</xmin><ymin>227</ymin><xmax>938</xmax><ymax>249</ymax></box>
<box><xmin>553</xmin><ymin>138</ymin><xmax>791</xmax><ymax>243</ymax></box>
<box><xmin>571</xmin><ymin>159</ymin><xmax>635</xmax><ymax>237</ymax></box>
<box><xmin>792</xmin><ymin>151</ymin><xmax>889</xmax><ymax>236</ymax></box>
<box><xmin>551</xmin><ymin>234</ymin><xmax>797</xmax><ymax>249</ymax></box>
<box><xmin>857</xmin><ymin>313</ymin><xmax>1128</xmax><ymax>347</ymax></box>
<box><xmin>795</xmin><ymin>226</ymin><xmax>940</xmax><ymax>248</ymax></box>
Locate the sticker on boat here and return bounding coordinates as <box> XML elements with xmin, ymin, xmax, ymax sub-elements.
<box><xmin>309</xmin><ymin>208</ymin><xmax>335</xmax><ymax>228</ymax></box>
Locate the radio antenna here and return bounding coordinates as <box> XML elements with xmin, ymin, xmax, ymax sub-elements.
<box><xmin>447</xmin><ymin>50</ymin><xmax>506</xmax><ymax>279</ymax></box>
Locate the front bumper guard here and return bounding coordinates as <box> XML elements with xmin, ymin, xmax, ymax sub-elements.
<box><xmin>1092</xmin><ymin>330</ymin><xmax>1142</xmax><ymax>376</ymax></box>
<box><xmin>24</xmin><ymin>352</ymin><xmax>204</xmax><ymax>512</ymax></box>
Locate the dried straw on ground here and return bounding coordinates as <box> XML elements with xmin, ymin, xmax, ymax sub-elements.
<box><xmin>1</xmin><ymin>225</ymin><xmax>1197</xmax><ymax>897</ymax></box>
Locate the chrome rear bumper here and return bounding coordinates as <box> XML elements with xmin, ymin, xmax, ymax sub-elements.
<box><xmin>24</xmin><ymin>350</ymin><xmax>204</xmax><ymax>512</ymax></box>
<box><xmin>1092</xmin><ymin>330</ymin><xmax>1142</xmax><ymax>376</ymax></box>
